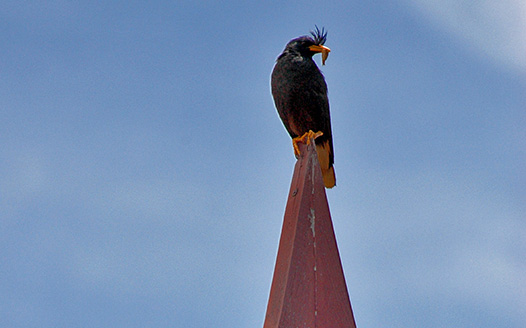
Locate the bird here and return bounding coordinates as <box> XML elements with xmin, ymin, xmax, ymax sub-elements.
<box><xmin>271</xmin><ymin>26</ymin><xmax>336</xmax><ymax>188</ymax></box>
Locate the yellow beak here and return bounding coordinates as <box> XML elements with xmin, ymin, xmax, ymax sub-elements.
<box><xmin>309</xmin><ymin>45</ymin><xmax>331</xmax><ymax>65</ymax></box>
<box><xmin>309</xmin><ymin>45</ymin><xmax>331</xmax><ymax>53</ymax></box>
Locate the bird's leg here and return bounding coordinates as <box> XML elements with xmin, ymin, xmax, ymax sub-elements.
<box><xmin>292</xmin><ymin>130</ymin><xmax>324</xmax><ymax>157</ymax></box>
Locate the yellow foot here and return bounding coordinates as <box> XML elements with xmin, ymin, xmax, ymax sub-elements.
<box><xmin>292</xmin><ymin>130</ymin><xmax>324</xmax><ymax>157</ymax></box>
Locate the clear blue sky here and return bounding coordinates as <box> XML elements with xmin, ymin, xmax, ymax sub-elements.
<box><xmin>1</xmin><ymin>1</ymin><xmax>524</xmax><ymax>327</ymax></box>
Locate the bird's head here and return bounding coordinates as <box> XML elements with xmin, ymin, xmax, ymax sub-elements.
<box><xmin>284</xmin><ymin>26</ymin><xmax>331</xmax><ymax>65</ymax></box>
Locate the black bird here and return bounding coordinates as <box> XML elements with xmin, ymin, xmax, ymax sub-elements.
<box><xmin>271</xmin><ymin>26</ymin><xmax>335</xmax><ymax>188</ymax></box>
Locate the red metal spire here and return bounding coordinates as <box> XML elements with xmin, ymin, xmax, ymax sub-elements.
<box><xmin>264</xmin><ymin>140</ymin><xmax>357</xmax><ymax>328</ymax></box>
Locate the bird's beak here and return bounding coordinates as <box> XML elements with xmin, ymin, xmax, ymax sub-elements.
<box><xmin>309</xmin><ymin>45</ymin><xmax>331</xmax><ymax>65</ymax></box>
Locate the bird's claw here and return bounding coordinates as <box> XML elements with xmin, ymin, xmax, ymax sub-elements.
<box><xmin>292</xmin><ymin>130</ymin><xmax>323</xmax><ymax>157</ymax></box>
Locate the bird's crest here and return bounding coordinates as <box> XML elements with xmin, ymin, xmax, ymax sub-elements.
<box><xmin>310</xmin><ymin>26</ymin><xmax>327</xmax><ymax>46</ymax></box>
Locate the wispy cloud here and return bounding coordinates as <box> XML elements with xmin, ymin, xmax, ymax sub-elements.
<box><xmin>407</xmin><ymin>0</ymin><xmax>526</xmax><ymax>73</ymax></box>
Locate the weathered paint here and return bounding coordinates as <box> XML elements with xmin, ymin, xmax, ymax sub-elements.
<box><xmin>263</xmin><ymin>140</ymin><xmax>357</xmax><ymax>328</ymax></box>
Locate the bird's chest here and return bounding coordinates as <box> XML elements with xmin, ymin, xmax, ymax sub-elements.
<box><xmin>275</xmin><ymin>62</ymin><xmax>319</xmax><ymax>93</ymax></box>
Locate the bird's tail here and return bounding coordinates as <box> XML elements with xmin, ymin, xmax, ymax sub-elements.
<box><xmin>316</xmin><ymin>141</ymin><xmax>336</xmax><ymax>188</ymax></box>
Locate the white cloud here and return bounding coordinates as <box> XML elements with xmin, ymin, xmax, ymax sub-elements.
<box><xmin>407</xmin><ymin>0</ymin><xmax>526</xmax><ymax>73</ymax></box>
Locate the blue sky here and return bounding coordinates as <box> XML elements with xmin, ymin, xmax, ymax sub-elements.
<box><xmin>1</xmin><ymin>1</ymin><xmax>524</xmax><ymax>327</ymax></box>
